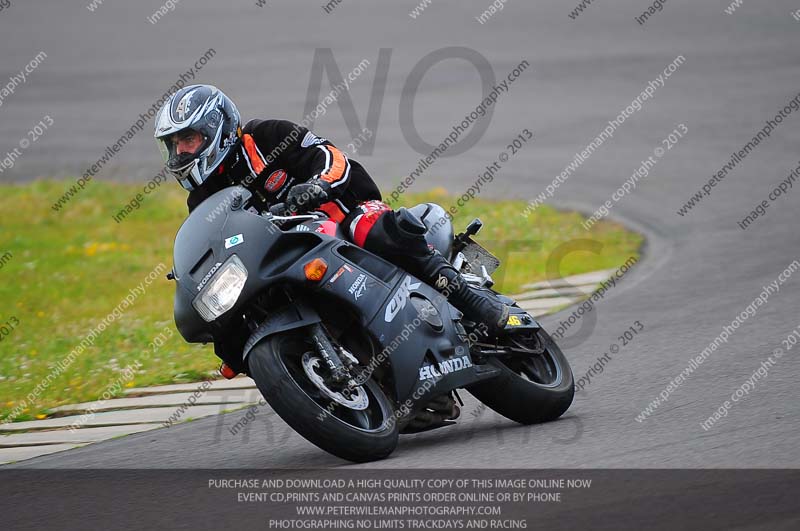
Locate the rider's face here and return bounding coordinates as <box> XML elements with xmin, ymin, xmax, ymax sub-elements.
<box><xmin>173</xmin><ymin>130</ymin><xmax>204</xmax><ymax>155</ymax></box>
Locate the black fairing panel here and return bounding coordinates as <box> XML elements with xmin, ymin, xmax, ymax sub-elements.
<box><xmin>172</xmin><ymin>187</ymin><xmax>236</xmax><ymax>343</ymax></box>
<box><xmin>173</xmin><ymin>191</ymin><xmax>230</xmax><ymax>281</ymax></box>
<box><xmin>242</xmin><ymin>299</ymin><xmax>322</xmax><ymax>358</ymax></box>
<box><xmin>172</xmin><ymin>186</ymin><xmax>394</xmax><ymax>344</ymax></box>
<box><xmin>174</xmin><ymin>282</ymin><xmax>212</xmax><ymax>343</ymax></box>
<box><xmin>365</xmin><ymin>271</ymin><xmax>492</xmax><ymax>402</ymax></box>
<box><xmin>172</xmin><ymin>186</ymin><xmax>319</xmax><ymax>342</ymax></box>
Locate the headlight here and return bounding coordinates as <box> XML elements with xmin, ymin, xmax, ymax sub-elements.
<box><xmin>192</xmin><ymin>255</ymin><xmax>248</xmax><ymax>322</ymax></box>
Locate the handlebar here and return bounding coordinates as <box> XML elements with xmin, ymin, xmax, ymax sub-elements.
<box><xmin>267</xmin><ymin>202</ymin><xmax>326</xmax><ymax>220</ymax></box>
<box><xmin>262</xmin><ymin>204</ymin><xmax>326</xmax><ymax>227</ymax></box>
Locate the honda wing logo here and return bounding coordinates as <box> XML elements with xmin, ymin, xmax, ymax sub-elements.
<box><xmin>384</xmin><ymin>276</ymin><xmax>421</xmax><ymax>323</ymax></box>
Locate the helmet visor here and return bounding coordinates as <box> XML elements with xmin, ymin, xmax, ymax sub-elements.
<box><xmin>157</xmin><ymin>130</ymin><xmax>209</xmax><ymax>190</ymax></box>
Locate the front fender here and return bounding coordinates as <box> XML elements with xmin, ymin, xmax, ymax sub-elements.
<box><xmin>242</xmin><ymin>299</ymin><xmax>322</xmax><ymax>362</ymax></box>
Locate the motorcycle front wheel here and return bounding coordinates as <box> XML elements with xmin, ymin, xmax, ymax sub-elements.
<box><xmin>247</xmin><ymin>328</ymin><xmax>398</xmax><ymax>463</ymax></box>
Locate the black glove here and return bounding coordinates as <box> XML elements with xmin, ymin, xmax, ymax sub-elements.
<box><xmin>285</xmin><ymin>179</ymin><xmax>329</xmax><ymax>213</ymax></box>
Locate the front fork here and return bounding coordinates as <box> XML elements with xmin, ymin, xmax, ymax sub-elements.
<box><xmin>309</xmin><ymin>323</ymin><xmax>353</xmax><ymax>384</ymax></box>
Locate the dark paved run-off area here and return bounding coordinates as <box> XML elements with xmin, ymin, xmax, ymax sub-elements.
<box><xmin>2</xmin><ymin>0</ymin><xmax>799</xmax><ymax>473</ymax></box>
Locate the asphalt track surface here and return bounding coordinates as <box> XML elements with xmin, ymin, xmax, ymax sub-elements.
<box><xmin>3</xmin><ymin>0</ymin><xmax>800</xmax><ymax>477</ymax></box>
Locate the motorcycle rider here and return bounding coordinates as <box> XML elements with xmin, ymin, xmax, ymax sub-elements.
<box><xmin>154</xmin><ymin>84</ymin><xmax>509</xmax><ymax>368</ymax></box>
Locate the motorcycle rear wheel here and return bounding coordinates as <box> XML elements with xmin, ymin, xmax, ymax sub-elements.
<box><xmin>467</xmin><ymin>327</ymin><xmax>574</xmax><ymax>424</ymax></box>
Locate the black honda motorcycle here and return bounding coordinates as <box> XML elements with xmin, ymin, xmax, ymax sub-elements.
<box><xmin>169</xmin><ymin>186</ymin><xmax>574</xmax><ymax>462</ymax></box>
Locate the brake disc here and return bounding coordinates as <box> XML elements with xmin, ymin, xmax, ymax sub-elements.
<box><xmin>301</xmin><ymin>352</ymin><xmax>369</xmax><ymax>410</ymax></box>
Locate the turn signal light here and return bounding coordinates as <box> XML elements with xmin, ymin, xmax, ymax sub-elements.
<box><xmin>304</xmin><ymin>258</ymin><xmax>328</xmax><ymax>281</ymax></box>
<box><xmin>219</xmin><ymin>363</ymin><xmax>238</xmax><ymax>379</ymax></box>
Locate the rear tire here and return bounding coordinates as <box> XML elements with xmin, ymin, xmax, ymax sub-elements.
<box><xmin>467</xmin><ymin>328</ymin><xmax>574</xmax><ymax>424</ymax></box>
<box><xmin>247</xmin><ymin>330</ymin><xmax>398</xmax><ymax>463</ymax></box>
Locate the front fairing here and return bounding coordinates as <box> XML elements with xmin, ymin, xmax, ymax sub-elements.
<box><xmin>173</xmin><ymin>187</ymin><xmax>283</xmax><ymax>341</ymax></box>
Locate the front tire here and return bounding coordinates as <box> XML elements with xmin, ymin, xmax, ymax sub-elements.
<box><xmin>247</xmin><ymin>330</ymin><xmax>398</xmax><ymax>463</ymax></box>
<box><xmin>467</xmin><ymin>328</ymin><xmax>574</xmax><ymax>424</ymax></box>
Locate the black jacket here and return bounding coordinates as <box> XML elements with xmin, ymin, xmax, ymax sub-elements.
<box><xmin>187</xmin><ymin>119</ymin><xmax>381</xmax><ymax>221</ymax></box>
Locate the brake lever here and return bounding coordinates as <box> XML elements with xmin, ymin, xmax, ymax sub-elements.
<box><xmin>265</xmin><ymin>202</ymin><xmax>326</xmax><ymax>225</ymax></box>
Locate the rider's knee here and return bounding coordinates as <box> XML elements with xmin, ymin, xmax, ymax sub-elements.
<box><xmin>395</xmin><ymin>207</ymin><xmax>427</xmax><ymax>237</ymax></box>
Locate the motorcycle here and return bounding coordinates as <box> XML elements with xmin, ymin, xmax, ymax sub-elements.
<box><xmin>169</xmin><ymin>186</ymin><xmax>574</xmax><ymax>462</ymax></box>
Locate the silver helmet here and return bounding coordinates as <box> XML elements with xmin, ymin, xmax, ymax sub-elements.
<box><xmin>154</xmin><ymin>84</ymin><xmax>241</xmax><ymax>191</ymax></box>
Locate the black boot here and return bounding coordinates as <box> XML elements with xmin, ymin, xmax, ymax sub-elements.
<box><xmin>418</xmin><ymin>249</ymin><xmax>510</xmax><ymax>338</ymax></box>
